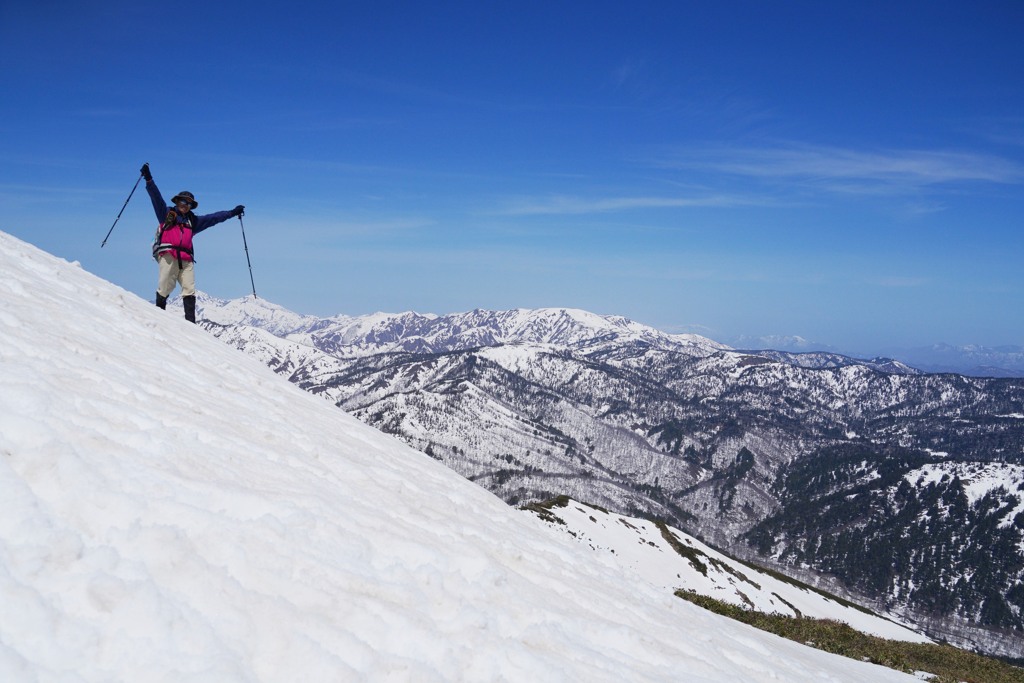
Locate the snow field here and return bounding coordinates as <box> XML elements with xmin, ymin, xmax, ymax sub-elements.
<box><xmin>0</xmin><ymin>231</ymin><xmax>918</xmax><ymax>681</ymax></box>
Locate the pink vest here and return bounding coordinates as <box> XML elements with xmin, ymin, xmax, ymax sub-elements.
<box><xmin>154</xmin><ymin>219</ymin><xmax>195</xmax><ymax>262</ymax></box>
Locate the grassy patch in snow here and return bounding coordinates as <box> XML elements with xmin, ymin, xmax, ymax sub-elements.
<box><xmin>675</xmin><ymin>590</ymin><xmax>1024</xmax><ymax>683</ymax></box>
<box><xmin>655</xmin><ymin>521</ymin><xmax>709</xmax><ymax>576</ymax></box>
<box><xmin>521</xmin><ymin>495</ymin><xmax>614</xmax><ymax>524</ymax></box>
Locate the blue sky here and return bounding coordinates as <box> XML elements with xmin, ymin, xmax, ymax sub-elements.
<box><xmin>2</xmin><ymin>1</ymin><xmax>1022</xmax><ymax>353</ymax></box>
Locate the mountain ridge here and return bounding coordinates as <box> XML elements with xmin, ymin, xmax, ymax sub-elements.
<box><xmin>194</xmin><ymin>291</ymin><xmax>730</xmax><ymax>359</ymax></box>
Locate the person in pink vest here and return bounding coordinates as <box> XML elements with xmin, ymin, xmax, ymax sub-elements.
<box><xmin>142</xmin><ymin>163</ymin><xmax>243</xmax><ymax>323</ymax></box>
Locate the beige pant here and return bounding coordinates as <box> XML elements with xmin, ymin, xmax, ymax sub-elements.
<box><xmin>156</xmin><ymin>253</ymin><xmax>196</xmax><ymax>298</ymax></box>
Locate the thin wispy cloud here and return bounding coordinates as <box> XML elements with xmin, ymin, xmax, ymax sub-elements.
<box><xmin>0</xmin><ymin>183</ymin><xmax>113</xmax><ymax>205</ymax></box>
<box><xmin>610</xmin><ymin>61</ymin><xmax>635</xmax><ymax>88</ymax></box>
<box><xmin>497</xmin><ymin>194</ymin><xmax>753</xmax><ymax>216</ymax></box>
<box><xmin>257</xmin><ymin>215</ymin><xmax>437</xmax><ymax>240</ymax></box>
<box><xmin>76</xmin><ymin>108</ymin><xmax>137</xmax><ymax>118</ymax></box>
<box><xmin>967</xmin><ymin>116</ymin><xmax>1024</xmax><ymax>148</ymax></box>
<box><xmin>652</xmin><ymin>143</ymin><xmax>1024</xmax><ymax>194</ymax></box>
<box><xmin>609</xmin><ymin>58</ymin><xmax>646</xmax><ymax>90</ymax></box>
<box><xmin>870</xmin><ymin>276</ymin><xmax>931</xmax><ymax>288</ymax></box>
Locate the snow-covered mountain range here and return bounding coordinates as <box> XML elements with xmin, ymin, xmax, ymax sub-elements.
<box><xmin>188</xmin><ymin>291</ymin><xmax>1024</xmax><ymax>660</ymax></box>
<box><xmin>197</xmin><ymin>293</ymin><xmax>729</xmax><ymax>358</ymax></box>
<box><xmin>0</xmin><ymin>230</ymin><xmax>932</xmax><ymax>681</ymax></box>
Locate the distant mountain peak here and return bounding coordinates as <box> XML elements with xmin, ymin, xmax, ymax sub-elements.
<box><xmin>731</xmin><ymin>334</ymin><xmax>838</xmax><ymax>353</ymax></box>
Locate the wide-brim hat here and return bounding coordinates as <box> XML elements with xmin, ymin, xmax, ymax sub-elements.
<box><xmin>171</xmin><ymin>191</ymin><xmax>198</xmax><ymax>210</ymax></box>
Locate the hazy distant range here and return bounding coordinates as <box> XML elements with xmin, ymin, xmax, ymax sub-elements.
<box><xmin>731</xmin><ymin>336</ymin><xmax>1024</xmax><ymax>378</ymax></box>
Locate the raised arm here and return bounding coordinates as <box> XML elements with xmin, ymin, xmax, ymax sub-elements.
<box><xmin>141</xmin><ymin>163</ymin><xmax>168</xmax><ymax>222</ymax></box>
<box><xmin>194</xmin><ymin>205</ymin><xmax>245</xmax><ymax>233</ymax></box>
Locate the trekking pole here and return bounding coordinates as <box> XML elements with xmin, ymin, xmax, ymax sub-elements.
<box><xmin>237</xmin><ymin>212</ymin><xmax>257</xmax><ymax>298</ymax></box>
<box><xmin>101</xmin><ymin>168</ymin><xmax>144</xmax><ymax>248</ymax></box>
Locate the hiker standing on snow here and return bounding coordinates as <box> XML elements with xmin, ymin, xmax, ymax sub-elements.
<box><xmin>141</xmin><ymin>163</ymin><xmax>244</xmax><ymax>323</ymax></box>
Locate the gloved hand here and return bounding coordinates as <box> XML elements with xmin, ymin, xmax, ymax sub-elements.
<box><xmin>140</xmin><ymin>163</ymin><xmax>152</xmax><ymax>181</ymax></box>
<box><xmin>231</xmin><ymin>205</ymin><xmax>245</xmax><ymax>217</ymax></box>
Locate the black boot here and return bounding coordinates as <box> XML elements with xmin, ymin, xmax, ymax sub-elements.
<box><xmin>155</xmin><ymin>293</ymin><xmax>167</xmax><ymax>310</ymax></box>
<box><xmin>183</xmin><ymin>295</ymin><xmax>197</xmax><ymax>323</ymax></box>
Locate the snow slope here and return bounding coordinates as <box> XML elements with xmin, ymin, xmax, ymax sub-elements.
<box><xmin>0</xmin><ymin>231</ymin><xmax>918</xmax><ymax>682</ymax></box>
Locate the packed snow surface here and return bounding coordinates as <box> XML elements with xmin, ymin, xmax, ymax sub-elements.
<box><xmin>0</xmin><ymin>231</ymin><xmax>918</xmax><ymax>681</ymax></box>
